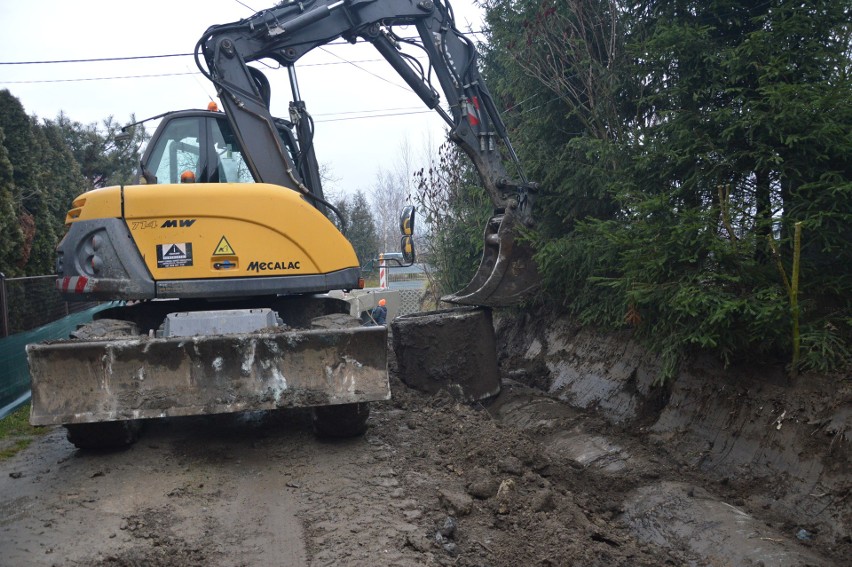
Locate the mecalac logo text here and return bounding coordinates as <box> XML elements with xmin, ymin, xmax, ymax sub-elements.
<box><xmin>247</xmin><ymin>261</ymin><xmax>301</xmax><ymax>272</ymax></box>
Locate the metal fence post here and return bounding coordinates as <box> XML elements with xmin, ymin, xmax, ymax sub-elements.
<box><xmin>0</xmin><ymin>272</ymin><xmax>8</xmax><ymax>338</ymax></box>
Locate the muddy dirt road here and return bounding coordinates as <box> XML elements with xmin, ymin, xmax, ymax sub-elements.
<box><xmin>1</xmin><ymin>367</ymin><xmax>847</xmax><ymax>567</ymax></box>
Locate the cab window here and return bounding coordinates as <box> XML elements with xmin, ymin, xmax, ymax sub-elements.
<box><xmin>211</xmin><ymin>118</ymin><xmax>255</xmax><ymax>183</ymax></box>
<box><xmin>144</xmin><ymin>117</ymin><xmax>203</xmax><ymax>184</ymax></box>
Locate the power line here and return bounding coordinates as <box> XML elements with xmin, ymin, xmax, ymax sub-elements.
<box><xmin>0</xmin><ymin>58</ymin><xmax>396</xmax><ymax>85</ymax></box>
<box><xmin>0</xmin><ymin>53</ymin><xmax>192</xmax><ymax>65</ymax></box>
<box><xmin>0</xmin><ymin>31</ymin><xmax>486</xmax><ymax>66</ymax></box>
<box><xmin>315</xmin><ymin>109</ymin><xmax>434</xmax><ymax>123</ymax></box>
<box><xmin>1</xmin><ymin>72</ymin><xmax>199</xmax><ymax>85</ymax></box>
<box><xmin>318</xmin><ymin>47</ymin><xmax>412</xmax><ymax>93</ymax></box>
<box><xmin>233</xmin><ymin>0</ymin><xmax>255</xmax><ymax>11</ymax></box>
<box><xmin>314</xmin><ymin>105</ymin><xmax>424</xmax><ymax>118</ymax></box>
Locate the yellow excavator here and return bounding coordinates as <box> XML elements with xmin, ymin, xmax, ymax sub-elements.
<box><xmin>26</xmin><ymin>0</ymin><xmax>538</xmax><ymax>449</ymax></box>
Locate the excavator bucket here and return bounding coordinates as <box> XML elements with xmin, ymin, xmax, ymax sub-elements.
<box><xmin>441</xmin><ymin>207</ymin><xmax>539</xmax><ymax>307</ymax></box>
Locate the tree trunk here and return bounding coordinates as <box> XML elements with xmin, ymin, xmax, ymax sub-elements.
<box><xmin>754</xmin><ymin>169</ymin><xmax>772</xmax><ymax>263</ymax></box>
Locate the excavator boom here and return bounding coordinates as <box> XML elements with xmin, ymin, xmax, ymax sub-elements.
<box><xmin>195</xmin><ymin>0</ymin><xmax>539</xmax><ymax>305</ymax></box>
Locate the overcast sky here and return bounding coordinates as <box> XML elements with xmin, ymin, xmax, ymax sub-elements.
<box><xmin>0</xmin><ymin>0</ymin><xmax>485</xmax><ymax>197</ymax></box>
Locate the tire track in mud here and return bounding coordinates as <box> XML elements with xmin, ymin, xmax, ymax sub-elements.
<box><xmin>0</xmin><ymin>414</ymin><xmax>309</xmax><ymax>566</ymax></box>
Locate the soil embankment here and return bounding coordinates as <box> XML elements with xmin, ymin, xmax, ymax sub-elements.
<box><xmin>496</xmin><ymin>309</ymin><xmax>850</xmax><ymax>564</ymax></box>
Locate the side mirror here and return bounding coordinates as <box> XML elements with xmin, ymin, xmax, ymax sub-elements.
<box><xmin>399</xmin><ymin>206</ymin><xmax>415</xmax><ymax>264</ymax></box>
<box><xmin>114</xmin><ymin>129</ymin><xmax>132</xmax><ymax>143</ymax></box>
<box><xmin>401</xmin><ymin>235</ymin><xmax>415</xmax><ymax>265</ymax></box>
<box><xmin>399</xmin><ymin>205</ymin><xmax>415</xmax><ymax>236</ymax></box>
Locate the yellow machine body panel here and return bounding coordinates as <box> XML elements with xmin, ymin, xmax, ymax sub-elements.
<box><xmin>38</xmin><ymin>181</ymin><xmax>385</xmax><ymax>435</ymax></box>
<box><xmin>123</xmin><ymin>183</ymin><xmax>357</xmax><ymax>279</ymax></box>
<box><xmin>64</xmin><ymin>186</ymin><xmax>122</xmax><ymax>223</ymax></box>
<box><xmin>68</xmin><ymin>182</ymin><xmax>358</xmax><ymax>281</ymax></box>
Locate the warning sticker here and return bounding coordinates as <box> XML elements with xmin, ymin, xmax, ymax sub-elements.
<box><xmin>213</xmin><ymin>236</ymin><xmax>235</xmax><ymax>256</ymax></box>
<box><xmin>157</xmin><ymin>243</ymin><xmax>193</xmax><ymax>268</ymax></box>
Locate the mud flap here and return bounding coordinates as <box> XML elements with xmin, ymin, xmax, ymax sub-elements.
<box><xmin>27</xmin><ymin>326</ymin><xmax>388</xmax><ymax>426</ymax></box>
<box><xmin>441</xmin><ymin>208</ymin><xmax>539</xmax><ymax>307</ymax></box>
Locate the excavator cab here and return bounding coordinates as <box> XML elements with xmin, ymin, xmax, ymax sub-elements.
<box><xmin>140</xmin><ymin>111</ymin><xmax>258</xmax><ymax>185</ymax></box>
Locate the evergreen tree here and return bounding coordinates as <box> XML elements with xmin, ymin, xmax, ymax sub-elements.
<box><xmin>22</xmin><ymin>122</ymin><xmax>62</xmax><ymax>275</ymax></box>
<box><xmin>345</xmin><ymin>191</ymin><xmax>379</xmax><ymax>267</ymax></box>
<box><xmin>0</xmin><ymin>90</ymin><xmax>50</xmax><ymax>274</ymax></box>
<box><xmin>331</xmin><ymin>195</ymin><xmax>350</xmax><ymax>234</ymax></box>
<box><xmin>37</xmin><ymin>119</ymin><xmax>89</xmax><ymax>237</ymax></box>
<box><xmin>480</xmin><ymin>0</ymin><xmax>629</xmax><ymax>235</ymax></box>
<box><xmin>0</xmin><ymin>128</ymin><xmax>24</xmax><ymax>276</ymax></box>
<box><xmin>478</xmin><ymin>0</ymin><xmax>851</xmax><ymax>376</ymax></box>
<box><xmin>622</xmin><ymin>0</ymin><xmax>852</xmax><ymax>373</ymax></box>
<box><xmin>55</xmin><ymin>113</ymin><xmax>146</xmax><ymax>189</ymax></box>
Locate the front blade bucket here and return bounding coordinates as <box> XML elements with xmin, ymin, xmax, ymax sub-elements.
<box><xmin>442</xmin><ymin>208</ymin><xmax>539</xmax><ymax>307</ymax></box>
<box><xmin>27</xmin><ymin>326</ymin><xmax>388</xmax><ymax>426</ymax></box>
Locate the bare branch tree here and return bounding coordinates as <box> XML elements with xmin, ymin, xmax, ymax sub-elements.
<box><xmin>368</xmin><ymin>138</ymin><xmax>415</xmax><ymax>254</ymax></box>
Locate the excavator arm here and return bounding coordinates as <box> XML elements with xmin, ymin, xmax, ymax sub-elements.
<box><xmin>194</xmin><ymin>0</ymin><xmax>538</xmax><ymax>305</ymax></box>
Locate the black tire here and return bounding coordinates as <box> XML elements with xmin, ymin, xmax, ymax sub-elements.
<box><xmin>66</xmin><ymin>318</ymin><xmax>144</xmax><ymax>450</ymax></box>
<box><xmin>311</xmin><ymin>403</ymin><xmax>370</xmax><ymax>438</ymax></box>
<box><xmin>65</xmin><ymin>420</ymin><xmax>143</xmax><ymax>451</ymax></box>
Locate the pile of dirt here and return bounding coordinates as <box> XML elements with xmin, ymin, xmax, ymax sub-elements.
<box><xmin>365</xmin><ymin>381</ymin><xmax>688</xmax><ymax>566</ymax></box>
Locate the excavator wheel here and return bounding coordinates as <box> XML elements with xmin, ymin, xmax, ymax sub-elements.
<box><xmin>65</xmin><ymin>318</ymin><xmax>144</xmax><ymax>451</ymax></box>
<box><xmin>311</xmin><ymin>403</ymin><xmax>370</xmax><ymax>438</ymax></box>
<box><xmin>66</xmin><ymin>421</ymin><xmax>143</xmax><ymax>451</ymax></box>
